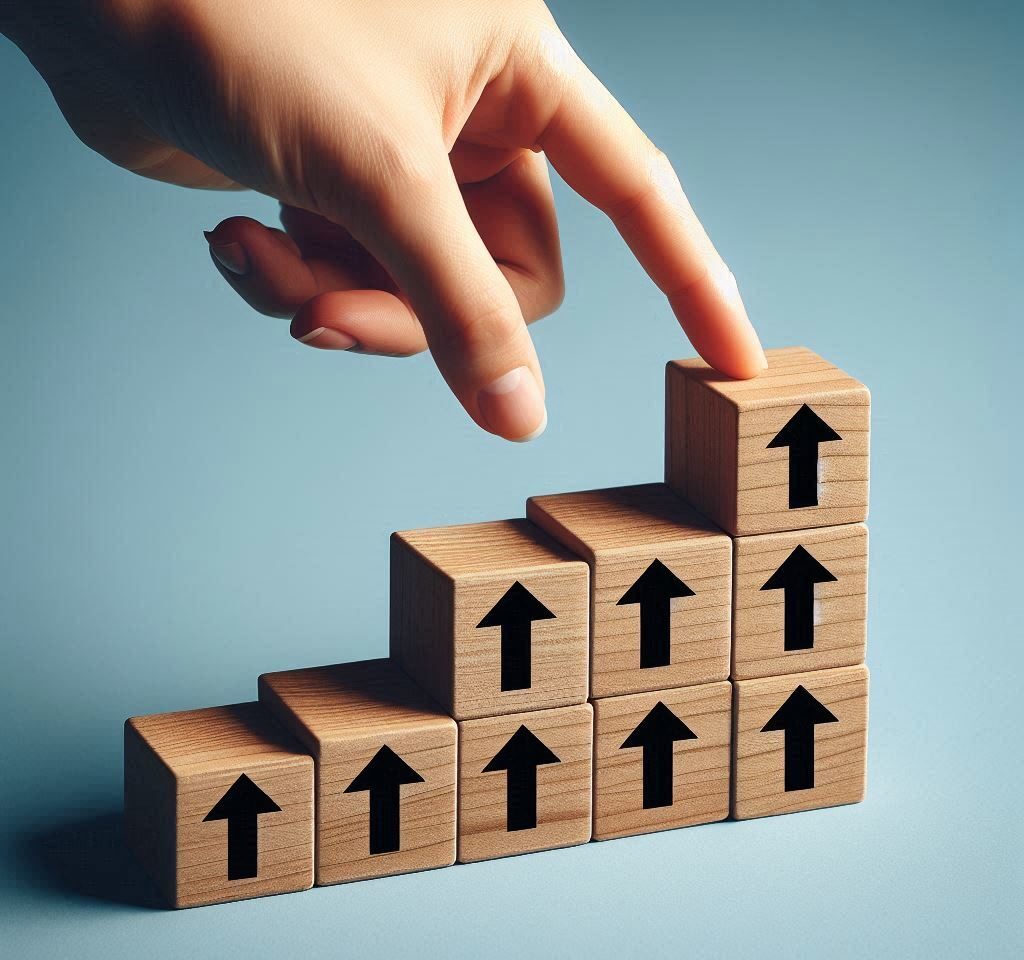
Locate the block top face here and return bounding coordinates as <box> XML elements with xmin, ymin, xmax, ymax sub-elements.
<box><xmin>126</xmin><ymin>702</ymin><xmax>308</xmax><ymax>779</ymax></box>
<box><xmin>258</xmin><ymin>659</ymin><xmax>453</xmax><ymax>749</ymax></box>
<box><xmin>393</xmin><ymin>518</ymin><xmax>581</xmax><ymax>579</ymax></box>
<box><xmin>527</xmin><ymin>483</ymin><xmax>726</xmax><ymax>557</ymax></box>
<box><xmin>669</xmin><ymin>347</ymin><xmax>868</xmax><ymax>410</ymax></box>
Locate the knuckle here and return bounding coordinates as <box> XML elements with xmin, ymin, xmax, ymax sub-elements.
<box><xmin>431</xmin><ymin>301</ymin><xmax>523</xmax><ymax>362</ymax></box>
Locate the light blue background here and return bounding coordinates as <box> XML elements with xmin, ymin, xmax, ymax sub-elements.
<box><xmin>1</xmin><ymin>0</ymin><xmax>1021</xmax><ymax>956</ymax></box>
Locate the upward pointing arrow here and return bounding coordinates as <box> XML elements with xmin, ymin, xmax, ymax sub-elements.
<box><xmin>760</xmin><ymin>545</ymin><xmax>838</xmax><ymax>651</ymax></box>
<box><xmin>761</xmin><ymin>685</ymin><xmax>839</xmax><ymax>791</ymax></box>
<box><xmin>766</xmin><ymin>404</ymin><xmax>842</xmax><ymax>509</ymax></box>
<box><xmin>477</xmin><ymin>582</ymin><xmax>556</xmax><ymax>692</ymax></box>
<box><xmin>345</xmin><ymin>745</ymin><xmax>425</xmax><ymax>855</ymax></box>
<box><xmin>620</xmin><ymin>701</ymin><xmax>698</xmax><ymax>809</ymax></box>
<box><xmin>482</xmin><ymin>725</ymin><xmax>560</xmax><ymax>831</ymax></box>
<box><xmin>203</xmin><ymin>774</ymin><xmax>281</xmax><ymax>880</ymax></box>
<box><xmin>617</xmin><ymin>559</ymin><xmax>695</xmax><ymax>669</ymax></box>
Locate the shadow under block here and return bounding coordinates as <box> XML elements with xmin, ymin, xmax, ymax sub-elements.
<box><xmin>665</xmin><ymin>347</ymin><xmax>870</xmax><ymax>537</ymax></box>
<box><xmin>527</xmin><ymin>484</ymin><xmax>731</xmax><ymax>698</ymax></box>
<box><xmin>457</xmin><ymin>703</ymin><xmax>593</xmax><ymax>863</ymax></box>
<box><xmin>732</xmin><ymin>665</ymin><xmax>868</xmax><ymax>820</ymax></box>
<box><xmin>258</xmin><ymin>659</ymin><xmax>457</xmax><ymax>885</ymax></box>
<box><xmin>592</xmin><ymin>682</ymin><xmax>731</xmax><ymax>840</ymax></box>
<box><xmin>124</xmin><ymin>702</ymin><xmax>314</xmax><ymax>908</ymax></box>
<box><xmin>390</xmin><ymin>519</ymin><xmax>590</xmax><ymax>720</ymax></box>
<box><xmin>733</xmin><ymin>522</ymin><xmax>868</xmax><ymax>679</ymax></box>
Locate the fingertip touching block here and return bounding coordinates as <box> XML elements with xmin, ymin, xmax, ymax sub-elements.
<box><xmin>592</xmin><ymin>681</ymin><xmax>732</xmax><ymax>840</ymax></box>
<box><xmin>258</xmin><ymin>658</ymin><xmax>457</xmax><ymax>885</ymax></box>
<box><xmin>124</xmin><ymin>702</ymin><xmax>314</xmax><ymax>908</ymax></box>
<box><xmin>457</xmin><ymin>703</ymin><xmax>593</xmax><ymax>863</ymax></box>
<box><xmin>665</xmin><ymin>347</ymin><xmax>870</xmax><ymax>536</ymax></box>
<box><xmin>732</xmin><ymin>664</ymin><xmax>868</xmax><ymax>819</ymax></box>
<box><xmin>390</xmin><ymin>519</ymin><xmax>590</xmax><ymax>720</ymax></box>
<box><xmin>527</xmin><ymin>484</ymin><xmax>732</xmax><ymax>698</ymax></box>
<box><xmin>732</xmin><ymin>522</ymin><xmax>868</xmax><ymax>679</ymax></box>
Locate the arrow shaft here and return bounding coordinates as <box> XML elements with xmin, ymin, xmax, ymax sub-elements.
<box><xmin>641</xmin><ymin>741</ymin><xmax>675</xmax><ymax>809</ymax></box>
<box><xmin>367</xmin><ymin>785</ymin><xmax>402</xmax><ymax>855</ymax></box>
<box><xmin>783</xmin><ymin>584</ymin><xmax>816</xmax><ymax>650</ymax></box>
<box><xmin>783</xmin><ymin>726</ymin><xmax>816</xmax><ymax>791</ymax></box>
<box><xmin>226</xmin><ymin>814</ymin><xmax>259</xmax><ymax>880</ymax></box>
<box><xmin>506</xmin><ymin>766</ymin><xmax>538</xmax><ymax>831</ymax></box>
<box><xmin>788</xmin><ymin>445</ymin><xmax>819</xmax><ymax>509</ymax></box>
<box><xmin>639</xmin><ymin>599</ymin><xmax>671</xmax><ymax>669</ymax></box>
<box><xmin>500</xmin><ymin>621</ymin><xmax>532</xmax><ymax>691</ymax></box>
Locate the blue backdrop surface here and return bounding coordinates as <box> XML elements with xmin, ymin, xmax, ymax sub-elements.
<box><xmin>1</xmin><ymin>1</ymin><xmax>1021</xmax><ymax>957</ymax></box>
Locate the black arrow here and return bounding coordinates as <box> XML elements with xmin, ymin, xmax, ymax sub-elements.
<box><xmin>476</xmin><ymin>581</ymin><xmax>556</xmax><ymax>691</ymax></box>
<box><xmin>766</xmin><ymin>404</ymin><xmax>842</xmax><ymax>509</ymax></box>
<box><xmin>616</xmin><ymin>559</ymin><xmax>694</xmax><ymax>669</ymax></box>
<box><xmin>760</xmin><ymin>545</ymin><xmax>838</xmax><ymax>651</ymax></box>
<box><xmin>620</xmin><ymin>701</ymin><xmax>698</xmax><ymax>809</ymax></box>
<box><xmin>482</xmin><ymin>725</ymin><xmax>560</xmax><ymax>831</ymax></box>
<box><xmin>203</xmin><ymin>773</ymin><xmax>281</xmax><ymax>880</ymax></box>
<box><xmin>344</xmin><ymin>745</ymin><xmax>424</xmax><ymax>855</ymax></box>
<box><xmin>761</xmin><ymin>685</ymin><xmax>839</xmax><ymax>791</ymax></box>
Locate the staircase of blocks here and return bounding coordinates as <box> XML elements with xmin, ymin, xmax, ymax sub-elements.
<box><xmin>124</xmin><ymin>346</ymin><xmax>871</xmax><ymax>908</ymax></box>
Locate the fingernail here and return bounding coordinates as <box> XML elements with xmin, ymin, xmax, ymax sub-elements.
<box><xmin>205</xmin><ymin>233</ymin><xmax>248</xmax><ymax>276</ymax></box>
<box><xmin>478</xmin><ymin>366</ymin><xmax>547</xmax><ymax>442</ymax></box>
<box><xmin>296</xmin><ymin>326</ymin><xmax>358</xmax><ymax>350</ymax></box>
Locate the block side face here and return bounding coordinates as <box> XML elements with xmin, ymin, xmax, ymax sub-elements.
<box><xmin>457</xmin><ymin>704</ymin><xmax>593</xmax><ymax>863</ymax></box>
<box><xmin>592</xmin><ymin>682</ymin><xmax>732</xmax><ymax>840</ymax></box>
<box><xmin>733</xmin><ymin>523</ymin><xmax>868</xmax><ymax>679</ymax></box>
<box><xmin>732</xmin><ymin>665</ymin><xmax>868</xmax><ymax>820</ymax></box>
<box><xmin>390</xmin><ymin>535</ymin><xmax>456</xmax><ymax>714</ymax></box>
<box><xmin>174</xmin><ymin>755</ymin><xmax>314</xmax><ymax>908</ymax></box>
<box><xmin>451</xmin><ymin>563</ymin><xmax>590</xmax><ymax>720</ymax></box>
<box><xmin>589</xmin><ymin>536</ymin><xmax>732</xmax><ymax>699</ymax></box>
<box><xmin>315</xmin><ymin>724</ymin><xmax>457</xmax><ymax>885</ymax></box>
<box><xmin>685</xmin><ymin>376</ymin><xmax>739</xmax><ymax>534</ymax></box>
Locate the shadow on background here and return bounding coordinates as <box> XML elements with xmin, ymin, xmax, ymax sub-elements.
<box><xmin>16</xmin><ymin>812</ymin><xmax>163</xmax><ymax>910</ymax></box>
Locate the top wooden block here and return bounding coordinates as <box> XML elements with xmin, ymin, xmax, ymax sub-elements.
<box><xmin>390</xmin><ymin>519</ymin><xmax>590</xmax><ymax>720</ymax></box>
<box><xmin>665</xmin><ymin>347</ymin><xmax>870</xmax><ymax>536</ymax></box>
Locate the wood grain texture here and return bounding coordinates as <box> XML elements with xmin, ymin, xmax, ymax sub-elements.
<box><xmin>733</xmin><ymin>523</ymin><xmax>868</xmax><ymax>679</ymax></box>
<box><xmin>457</xmin><ymin>703</ymin><xmax>593</xmax><ymax>863</ymax></box>
<box><xmin>124</xmin><ymin>702</ymin><xmax>314</xmax><ymax>908</ymax></box>
<box><xmin>527</xmin><ymin>484</ymin><xmax>731</xmax><ymax>698</ymax></box>
<box><xmin>732</xmin><ymin>665</ymin><xmax>868</xmax><ymax>819</ymax></box>
<box><xmin>258</xmin><ymin>659</ymin><xmax>456</xmax><ymax>885</ymax></box>
<box><xmin>592</xmin><ymin>682</ymin><xmax>731</xmax><ymax>840</ymax></box>
<box><xmin>390</xmin><ymin>519</ymin><xmax>590</xmax><ymax>720</ymax></box>
<box><xmin>666</xmin><ymin>347</ymin><xmax>870</xmax><ymax>536</ymax></box>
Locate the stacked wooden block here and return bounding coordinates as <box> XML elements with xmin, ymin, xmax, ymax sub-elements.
<box><xmin>124</xmin><ymin>347</ymin><xmax>870</xmax><ymax>908</ymax></box>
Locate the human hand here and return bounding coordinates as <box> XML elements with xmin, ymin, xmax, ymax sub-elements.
<box><xmin>7</xmin><ymin>0</ymin><xmax>766</xmax><ymax>440</ymax></box>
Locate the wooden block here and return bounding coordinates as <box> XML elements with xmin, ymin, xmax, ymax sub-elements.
<box><xmin>732</xmin><ymin>665</ymin><xmax>868</xmax><ymax>819</ymax></box>
<box><xmin>457</xmin><ymin>703</ymin><xmax>592</xmax><ymax>862</ymax></box>
<box><xmin>124</xmin><ymin>702</ymin><xmax>313</xmax><ymax>908</ymax></box>
<box><xmin>733</xmin><ymin>522</ymin><xmax>868</xmax><ymax>679</ymax></box>
<box><xmin>592</xmin><ymin>682</ymin><xmax>732</xmax><ymax>840</ymax></box>
<box><xmin>258</xmin><ymin>658</ymin><xmax>457</xmax><ymax>885</ymax></box>
<box><xmin>527</xmin><ymin>484</ymin><xmax>732</xmax><ymax>698</ymax></box>
<box><xmin>390</xmin><ymin>519</ymin><xmax>590</xmax><ymax>720</ymax></box>
<box><xmin>665</xmin><ymin>347</ymin><xmax>870</xmax><ymax>536</ymax></box>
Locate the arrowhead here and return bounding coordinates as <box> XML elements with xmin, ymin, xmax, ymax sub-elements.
<box><xmin>477</xmin><ymin>581</ymin><xmax>556</xmax><ymax>629</ymax></box>
<box><xmin>620</xmin><ymin>701</ymin><xmax>698</xmax><ymax>750</ymax></box>
<box><xmin>483</xmin><ymin>725</ymin><xmax>560</xmax><ymax>773</ymax></box>
<box><xmin>761</xmin><ymin>685</ymin><xmax>839</xmax><ymax>732</ymax></box>
<box><xmin>203</xmin><ymin>773</ymin><xmax>281</xmax><ymax>821</ymax></box>
<box><xmin>345</xmin><ymin>745</ymin><xmax>425</xmax><ymax>793</ymax></box>
<box><xmin>760</xmin><ymin>545</ymin><xmax>838</xmax><ymax>592</ymax></box>
<box><xmin>617</xmin><ymin>559</ymin><xmax>694</xmax><ymax>606</ymax></box>
<box><xmin>766</xmin><ymin>404</ymin><xmax>842</xmax><ymax>449</ymax></box>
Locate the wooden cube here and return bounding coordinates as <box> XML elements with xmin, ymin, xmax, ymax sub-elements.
<box><xmin>732</xmin><ymin>665</ymin><xmax>868</xmax><ymax>819</ymax></box>
<box><xmin>390</xmin><ymin>519</ymin><xmax>590</xmax><ymax>720</ymax></box>
<box><xmin>592</xmin><ymin>682</ymin><xmax>731</xmax><ymax>840</ymax></box>
<box><xmin>733</xmin><ymin>522</ymin><xmax>868</xmax><ymax>679</ymax></box>
<box><xmin>124</xmin><ymin>702</ymin><xmax>314</xmax><ymax>908</ymax></box>
<box><xmin>666</xmin><ymin>347</ymin><xmax>870</xmax><ymax>536</ymax></box>
<box><xmin>527</xmin><ymin>484</ymin><xmax>731</xmax><ymax>698</ymax></box>
<box><xmin>457</xmin><ymin>703</ymin><xmax>592</xmax><ymax>862</ymax></box>
<box><xmin>258</xmin><ymin>659</ymin><xmax>457</xmax><ymax>885</ymax></box>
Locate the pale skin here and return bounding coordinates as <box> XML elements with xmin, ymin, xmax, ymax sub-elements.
<box><xmin>3</xmin><ymin>0</ymin><xmax>766</xmax><ymax>441</ymax></box>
